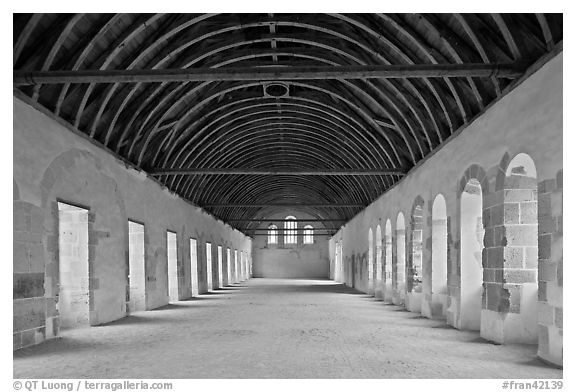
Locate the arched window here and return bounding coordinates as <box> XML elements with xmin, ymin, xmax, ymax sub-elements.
<box><xmin>284</xmin><ymin>216</ymin><xmax>297</xmax><ymax>244</ymax></box>
<box><xmin>267</xmin><ymin>224</ymin><xmax>278</xmax><ymax>244</ymax></box>
<box><xmin>303</xmin><ymin>225</ymin><xmax>314</xmax><ymax>244</ymax></box>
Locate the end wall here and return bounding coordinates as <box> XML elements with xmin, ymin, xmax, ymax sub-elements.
<box><xmin>252</xmin><ymin>210</ymin><xmax>330</xmax><ymax>279</ymax></box>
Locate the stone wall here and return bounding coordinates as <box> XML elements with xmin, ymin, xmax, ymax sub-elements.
<box><xmin>13</xmin><ymin>96</ymin><xmax>252</xmax><ymax>351</ymax></box>
<box><xmin>330</xmin><ymin>52</ymin><xmax>563</xmax><ymax>367</ymax></box>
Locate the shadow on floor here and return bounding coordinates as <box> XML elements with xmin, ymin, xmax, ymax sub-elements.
<box><xmin>431</xmin><ymin>323</ymin><xmax>456</xmax><ymax>329</ymax></box>
<box><xmin>179</xmin><ymin>296</ymin><xmax>216</xmax><ymax>302</ymax></box>
<box><xmin>14</xmin><ymin>336</ymin><xmax>108</xmax><ymax>359</ymax></box>
<box><xmin>408</xmin><ymin>315</ymin><xmax>430</xmax><ymax>320</ymax></box>
<box><xmin>96</xmin><ymin>315</ymin><xmax>167</xmax><ymax>327</ymax></box>
<box><xmin>248</xmin><ymin>281</ymin><xmax>365</xmax><ymax>296</ymax></box>
<box><xmin>149</xmin><ymin>303</ymin><xmax>203</xmax><ymax>311</ymax></box>
<box><xmin>467</xmin><ymin>336</ymin><xmax>501</xmax><ymax>345</ymax></box>
<box><xmin>517</xmin><ymin>357</ymin><xmax>561</xmax><ymax>370</ymax></box>
<box><xmin>202</xmin><ymin>288</ymin><xmax>245</xmax><ymax>295</ymax></box>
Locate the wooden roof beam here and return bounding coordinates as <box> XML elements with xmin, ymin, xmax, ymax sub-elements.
<box><xmin>13</xmin><ymin>63</ymin><xmax>525</xmax><ymax>85</ymax></box>
<box><xmin>249</xmin><ymin>234</ymin><xmax>335</xmax><ymax>236</ymax></box>
<box><xmin>203</xmin><ymin>204</ymin><xmax>365</xmax><ymax>208</ymax></box>
<box><xmin>248</xmin><ymin>228</ymin><xmax>338</xmax><ymax>231</ymax></box>
<box><xmin>228</xmin><ymin>219</ymin><xmax>346</xmax><ymax>222</ymax></box>
<box><xmin>149</xmin><ymin>168</ymin><xmax>406</xmax><ymax>176</ymax></box>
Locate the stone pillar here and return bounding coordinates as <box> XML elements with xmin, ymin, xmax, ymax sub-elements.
<box><xmin>481</xmin><ymin>172</ymin><xmax>539</xmax><ymax>344</ymax></box>
<box><xmin>423</xmin><ymin>201</ymin><xmax>448</xmax><ymax>319</ymax></box>
<box><xmin>375</xmin><ymin>236</ymin><xmax>383</xmax><ymax>300</ymax></box>
<box><xmin>367</xmin><ymin>230</ymin><xmax>375</xmax><ymax>296</ymax></box>
<box><xmin>446</xmin><ymin>212</ymin><xmax>461</xmax><ymax>328</ymax></box>
<box><xmin>536</xmin><ymin>172</ymin><xmax>563</xmax><ymax>367</ymax></box>
<box><xmin>406</xmin><ymin>204</ymin><xmax>424</xmax><ymax>313</ymax></box>
<box><xmin>384</xmin><ymin>231</ymin><xmax>394</xmax><ymax>304</ymax></box>
<box><xmin>393</xmin><ymin>226</ymin><xmax>406</xmax><ymax>306</ymax></box>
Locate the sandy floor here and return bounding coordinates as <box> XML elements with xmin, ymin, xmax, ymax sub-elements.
<box><xmin>14</xmin><ymin>279</ymin><xmax>562</xmax><ymax>379</ymax></box>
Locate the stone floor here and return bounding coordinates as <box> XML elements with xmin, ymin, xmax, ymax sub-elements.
<box><xmin>13</xmin><ymin>279</ymin><xmax>562</xmax><ymax>379</ymax></box>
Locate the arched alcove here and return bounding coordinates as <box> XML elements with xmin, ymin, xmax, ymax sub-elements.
<box><xmin>334</xmin><ymin>241</ymin><xmax>340</xmax><ymax>282</ymax></box>
<box><xmin>393</xmin><ymin>212</ymin><xmax>406</xmax><ymax>306</ymax></box>
<box><xmin>481</xmin><ymin>153</ymin><xmax>539</xmax><ymax>344</ymax></box>
<box><xmin>407</xmin><ymin>199</ymin><xmax>424</xmax><ymax>313</ymax></box>
<box><xmin>368</xmin><ymin>228</ymin><xmax>374</xmax><ymax>295</ymax></box>
<box><xmin>375</xmin><ymin>225</ymin><xmax>383</xmax><ymax>299</ymax></box>
<box><xmin>425</xmin><ymin>194</ymin><xmax>448</xmax><ymax>319</ymax></box>
<box><xmin>338</xmin><ymin>240</ymin><xmax>344</xmax><ymax>283</ymax></box>
<box><xmin>460</xmin><ymin>179</ymin><xmax>484</xmax><ymax>330</ymax></box>
<box><xmin>384</xmin><ymin>219</ymin><xmax>393</xmax><ymax>303</ymax></box>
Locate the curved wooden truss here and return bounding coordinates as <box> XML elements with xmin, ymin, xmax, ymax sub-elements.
<box><xmin>13</xmin><ymin>13</ymin><xmax>563</xmax><ymax>233</ymax></box>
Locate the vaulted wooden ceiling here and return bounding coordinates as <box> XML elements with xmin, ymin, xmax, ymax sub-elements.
<box><xmin>13</xmin><ymin>13</ymin><xmax>563</xmax><ymax>234</ymax></box>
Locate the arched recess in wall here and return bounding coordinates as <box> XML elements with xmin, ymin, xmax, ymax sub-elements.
<box><xmin>334</xmin><ymin>240</ymin><xmax>340</xmax><ymax>281</ymax></box>
<box><xmin>368</xmin><ymin>227</ymin><xmax>374</xmax><ymax>295</ymax></box>
<box><xmin>407</xmin><ymin>197</ymin><xmax>424</xmax><ymax>312</ymax></box>
<box><xmin>40</xmin><ymin>149</ymin><xmax>127</xmax><ymax>329</ymax></box>
<box><xmin>339</xmin><ymin>239</ymin><xmax>344</xmax><ymax>283</ymax></box>
<box><xmin>384</xmin><ymin>219</ymin><xmax>393</xmax><ymax>303</ymax></box>
<box><xmin>375</xmin><ymin>224</ymin><xmax>383</xmax><ymax>299</ymax></box>
<box><xmin>394</xmin><ymin>212</ymin><xmax>406</xmax><ymax>305</ymax></box>
<box><xmin>431</xmin><ymin>193</ymin><xmax>448</xmax><ymax>318</ymax></box>
<box><xmin>487</xmin><ymin>152</ymin><xmax>539</xmax><ymax>343</ymax></box>
<box><xmin>459</xmin><ymin>177</ymin><xmax>485</xmax><ymax>331</ymax></box>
